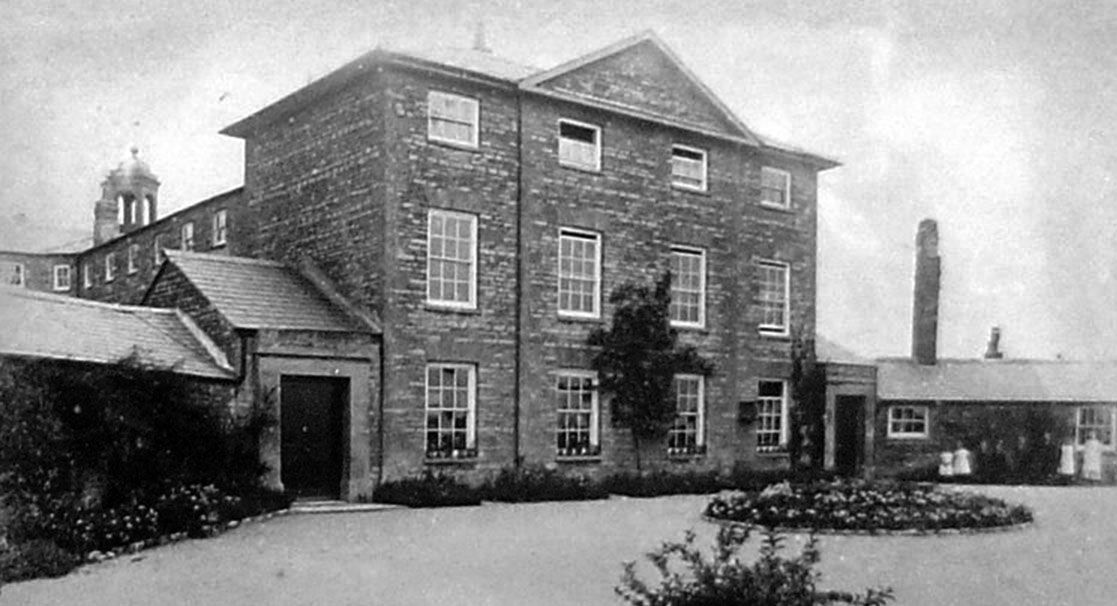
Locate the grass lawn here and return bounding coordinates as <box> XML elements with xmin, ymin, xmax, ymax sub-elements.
<box><xmin>5</xmin><ymin>485</ymin><xmax>1116</xmax><ymax>605</ymax></box>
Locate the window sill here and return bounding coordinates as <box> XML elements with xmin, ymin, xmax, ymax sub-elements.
<box><xmin>425</xmin><ymin>302</ymin><xmax>481</xmax><ymax>315</ymax></box>
<box><xmin>428</xmin><ymin>138</ymin><xmax>481</xmax><ymax>153</ymax></box>
<box><xmin>667</xmin><ymin>447</ymin><xmax>706</xmax><ymax>460</ymax></box>
<box><xmin>756</xmin><ymin>447</ymin><xmax>789</xmax><ymax>457</ymax></box>
<box><xmin>556</xmin><ymin>455</ymin><xmax>602</xmax><ymax>464</ymax></box>
<box><xmin>758</xmin><ymin>330</ymin><xmax>790</xmax><ymax>340</ymax></box>
<box><xmin>558</xmin><ymin>313</ymin><xmax>603</xmax><ymax>324</ymax></box>
<box><xmin>671</xmin><ymin>322</ymin><xmax>707</xmax><ymax>333</ymax></box>
<box><xmin>887</xmin><ymin>434</ymin><xmax>929</xmax><ymax>440</ymax></box>
<box><xmin>559</xmin><ymin>162</ymin><xmax>602</xmax><ymax>175</ymax></box>
<box><xmin>759</xmin><ymin>203</ymin><xmax>794</xmax><ymax>214</ymax></box>
<box><xmin>671</xmin><ymin>183</ymin><xmax>710</xmax><ymax>196</ymax></box>
<box><xmin>425</xmin><ymin>456</ymin><xmax>479</xmax><ymax>466</ymax></box>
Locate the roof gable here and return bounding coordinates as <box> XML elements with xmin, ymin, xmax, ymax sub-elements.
<box><xmin>521</xmin><ymin>32</ymin><xmax>758</xmax><ymax>144</ymax></box>
<box><xmin>154</xmin><ymin>251</ymin><xmax>375</xmax><ymax>333</ymax></box>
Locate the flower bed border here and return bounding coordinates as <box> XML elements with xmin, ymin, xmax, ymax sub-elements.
<box><xmin>701</xmin><ymin>514</ymin><xmax>1034</xmax><ymax>537</ymax></box>
<box><xmin>83</xmin><ymin>508</ymin><xmax>292</xmax><ymax>563</ymax></box>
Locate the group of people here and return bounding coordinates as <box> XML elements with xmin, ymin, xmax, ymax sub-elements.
<box><xmin>937</xmin><ymin>433</ymin><xmax>1106</xmax><ymax>482</ymax></box>
<box><xmin>937</xmin><ymin>443</ymin><xmax>973</xmax><ymax>477</ymax></box>
<box><xmin>1060</xmin><ymin>431</ymin><xmax>1105</xmax><ymax>481</ymax></box>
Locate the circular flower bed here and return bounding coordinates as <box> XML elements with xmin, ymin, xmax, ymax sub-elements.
<box><xmin>705</xmin><ymin>480</ymin><xmax>1033</xmax><ymax>534</ymax></box>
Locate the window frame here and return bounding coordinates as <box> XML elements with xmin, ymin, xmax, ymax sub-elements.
<box><xmin>426</xmin><ymin>208</ymin><xmax>478</xmax><ymax>310</ymax></box>
<box><xmin>104</xmin><ymin>253</ymin><xmax>116</xmax><ymax>282</ymax></box>
<box><xmin>671</xmin><ymin>144</ymin><xmax>708</xmax><ymax>192</ymax></box>
<box><xmin>756</xmin><ymin>379</ymin><xmax>789</xmax><ymax>453</ymax></box>
<box><xmin>557</xmin><ymin>227</ymin><xmax>602</xmax><ymax>319</ymax></box>
<box><xmin>6</xmin><ymin>262</ymin><xmax>25</xmax><ymax>288</ymax></box>
<box><xmin>427</xmin><ymin>90</ymin><xmax>480</xmax><ymax>149</ymax></box>
<box><xmin>83</xmin><ymin>262</ymin><xmax>92</xmax><ymax>289</ymax></box>
<box><xmin>668</xmin><ymin>374</ymin><xmax>705</xmax><ymax>455</ymax></box>
<box><xmin>557</xmin><ymin>118</ymin><xmax>602</xmax><ymax>172</ymax></box>
<box><xmin>181</xmin><ymin>222</ymin><xmax>195</xmax><ymax>251</ymax></box>
<box><xmin>886</xmin><ymin>405</ymin><xmax>930</xmax><ymax>439</ymax></box>
<box><xmin>1075</xmin><ymin>405</ymin><xmax>1116</xmax><ymax>450</ymax></box>
<box><xmin>53</xmin><ymin>264</ymin><xmax>71</xmax><ymax>291</ymax></box>
<box><xmin>212</xmin><ymin>209</ymin><xmax>228</xmax><ymax>247</ymax></box>
<box><xmin>153</xmin><ymin>234</ymin><xmax>164</xmax><ymax>266</ymax></box>
<box><xmin>756</xmin><ymin>259</ymin><xmax>790</xmax><ymax>336</ymax></box>
<box><xmin>669</xmin><ymin>246</ymin><xmax>706</xmax><ymax>329</ymax></box>
<box><xmin>424</xmin><ymin>363</ymin><xmax>478</xmax><ymax>460</ymax></box>
<box><xmin>555</xmin><ymin>370</ymin><xmax>601</xmax><ymax>458</ymax></box>
<box><xmin>127</xmin><ymin>243</ymin><xmax>139</xmax><ymax>274</ymax></box>
<box><xmin>760</xmin><ymin>166</ymin><xmax>792</xmax><ymax>209</ymax></box>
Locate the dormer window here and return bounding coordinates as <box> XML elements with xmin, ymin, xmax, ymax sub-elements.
<box><xmin>671</xmin><ymin>145</ymin><xmax>707</xmax><ymax>191</ymax></box>
<box><xmin>428</xmin><ymin>91</ymin><xmax>479</xmax><ymax>148</ymax></box>
<box><xmin>558</xmin><ymin>119</ymin><xmax>601</xmax><ymax>172</ymax></box>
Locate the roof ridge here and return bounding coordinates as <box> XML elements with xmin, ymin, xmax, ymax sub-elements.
<box><xmin>164</xmin><ymin>250</ymin><xmax>287</xmax><ymax>267</ymax></box>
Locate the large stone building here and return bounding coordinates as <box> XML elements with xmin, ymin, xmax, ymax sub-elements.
<box><xmin>3</xmin><ymin>31</ymin><xmax>843</xmax><ymax>499</ymax></box>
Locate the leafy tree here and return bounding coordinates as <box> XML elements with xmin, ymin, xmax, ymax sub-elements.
<box><xmin>588</xmin><ymin>272</ymin><xmax>713</xmax><ymax>472</ymax></box>
<box><xmin>788</xmin><ymin>330</ymin><xmax>826</xmax><ymax>472</ymax></box>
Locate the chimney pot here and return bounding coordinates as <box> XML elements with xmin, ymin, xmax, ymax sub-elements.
<box><xmin>984</xmin><ymin>326</ymin><xmax>1004</xmax><ymax>359</ymax></box>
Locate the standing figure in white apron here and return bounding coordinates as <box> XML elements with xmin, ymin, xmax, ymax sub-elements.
<box><xmin>1082</xmin><ymin>431</ymin><xmax>1104</xmax><ymax>482</ymax></box>
<box><xmin>952</xmin><ymin>442</ymin><xmax>973</xmax><ymax>477</ymax></box>
<box><xmin>1059</xmin><ymin>437</ymin><xmax>1077</xmax><ymax>477</ymax></box>
<box><xmin>938</xmin><ymin>451</ymin><xmax>955</xmax><ymax>479</ymax></box>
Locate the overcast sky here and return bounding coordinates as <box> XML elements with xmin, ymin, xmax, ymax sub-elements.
<box><xmin>2</xmin><ymin>0</ymin><xmax>1116</xmax><ymax>360</ymax></box>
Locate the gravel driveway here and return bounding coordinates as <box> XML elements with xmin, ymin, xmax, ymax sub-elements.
<box><xmin>5</xmin><ymin>485</ymin><xmax>1117</xmax><ymax>605</ymax></box>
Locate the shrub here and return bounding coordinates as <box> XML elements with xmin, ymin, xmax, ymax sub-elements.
<box><xmin>726</xmin><ymin>465</ymin><xmax>840</xmax><ymax>492</ymax></box>
<box><xmin>482</xmin><ymin>466</ymin><xmax>609</xmax><ymax>503</ymax></box>
<box><xmin>706</xmin><ymin>479</ymin><xmax>1033</xmax><ymax>533</ymax></box>
<box><xmin>617</xmin><ymin>525</ymin><xmax>894</xmax><ymax>605</ymax></box>
<box><xmin>603</xmin><ymin>470</ymin><xmax>727</xmax><ymax>497</ymax></box>
<box><xmin>0</xmin><ymin>540</ymin><xmax>81</xmax><ymax>582</ymax></box>
<box><xmin>372</xmin><ymin>472</ymin><xmax>482</xmax><ymax>507</ymax></box>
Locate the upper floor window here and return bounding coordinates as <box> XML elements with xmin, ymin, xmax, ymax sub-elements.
<box><xmin>104</xmin><ymin>253</ymin><xmax>116</xmax><ymax>282</ymax></box>
<box><xmin>760</xmin><ymin>167</ymin><xmax>791</xmax><ymax>209</ymax></box>
<box><xmin>181</xmin><ymin>222</ymin><xmax>195</xmax><ymax>251</ymax></box>
<box><xmin>668</xmin><ymin>374</ymin><xmax>705</xmax><ymax>455</ymax></box>
<box><xmin>53</xmin><ymin>265</ymin><xmax>71</xmax><ymax>291</ymax></box>
<box><xmin>427</xmin><ymin>209</ymin><xmax>477</xmax><ymax>309</ymax></box>
<box><xmin>757</xmin><ymin>260</ymin><xmax>789</xmax><ymax>335</ymax></box>
<box><xmin>212</xmin><ymin>209</ymin><xmax>228</xmax><ymax>247</ymax></box>
<box><xmin>127</xmin><ymin>243</ymin><xmax>139</xmax><ymax>274</ymax></box>
<box><xmin>83</xmin><ymin>262</ymin><xmax>92</xmax><ymax>289</ymax></box>
<box><xmin>887</xmin><ymin>405</ymin><xmax>929</xmax><ymax>439</ymax></box>
<box><xmin>555</xmin><ymin>371</ymin><xmax>600</xmax><ymax>458</ymax></box>
<box><xmin>558</xmin><ymin>119</ymin><xmax>601</xmax><ymax>171</ymax></box>
<box><xmin>5</xmin><ymin>263</ymin><xmax>24</xmax><ymax>287</ymax></box>
<box><xmin>756</xmin><ymin>379</ymin><xmax>788</xmax><ymax>452</ymax></box>
<box><xmin>427</xmin><ymin>91</ymin><xmax>479</xmax><ymax>148</ymax></box>
<box><xmin>153</xmin><ymin>234</ymin><xmax>164</xmax><ymax>266</ymax></box>
<box><xmin>425</xmin><ymin>363</ymin><xmax>477</xmax><ymax>460</ymax></box>
<box><xmin>671</xmin><ymin>145</ymin><xmax>707</xmax><ymax>191</ymax></box>
<box><xmin>558</xmin><ymin>228</ymin><xmax>601</xmax><ymax>318</ymax></box>
<box><xmin>669</xmin><ymin>247</ymin><xmax>705</xmax><ymax>328</ymax></box>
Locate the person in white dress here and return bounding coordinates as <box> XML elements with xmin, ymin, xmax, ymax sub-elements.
<box><xmin>952</xmin><ymin>442</ymin><xmax>973</xmax><ymax>477</ymax></box>
<box><xmin>938</xmin><ymin>451</ymin><xmax>954</xmax><ymax>478</ymax></box>
<box><xmin>1082</xmin><ymin>431</ymin><xmax>1104</xmax><ymax>482</ymax></box>
<box><xmin>1059</xmin><ymin>437</ymin><xmax>1077</xmax><ymax>477</ymax></box>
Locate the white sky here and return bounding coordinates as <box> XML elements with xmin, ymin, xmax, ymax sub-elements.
<box><xmin>2</xmin><ymin>0</ymin><xmax>1116</xmax><ymax>360</ymax></box>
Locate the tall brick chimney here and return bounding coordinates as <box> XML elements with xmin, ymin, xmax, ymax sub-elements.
<box><xmin>911</xmin><ymin>219</ymin><xmax>940</xmax><ymax>365</ymax></box>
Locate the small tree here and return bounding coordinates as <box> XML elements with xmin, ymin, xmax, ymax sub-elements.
<box><xmin>788</xmin><ymin>329</ymin><xmax>826</xmax><ymax>472</ymax></box>
<box><xmin>588</xmin><ymin>273</ymin><xmax>713</xmax><ymax>472</ymax></box>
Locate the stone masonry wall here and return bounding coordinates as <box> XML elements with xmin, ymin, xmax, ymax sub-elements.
<box><xmin>0</xmin><ymin>251</ymin><xmax>76</xmax><ymax>295</ymax></box>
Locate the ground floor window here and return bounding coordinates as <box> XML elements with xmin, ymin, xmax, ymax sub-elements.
<box><xmin>556</xmin><ymin>371</ymin><xmax>599</xmax><ymax>457</ymax></box>
<box><xmin>887</xmin><ymin>405</ymin><xmax>929</xmax><ymax>438</ymax></box>
<box><xmin>425</xmin><ymin>364</ymin><xmax>476</xmax><ymax>459</ymax></box>
<box><xmin>668</xmin><ymin>375</ymin><xmax>704</xmax><ymax>455</ymax></box>
<box><xmin>1076</xmin><ymin>406</ymin><xmax>1115</xmax><ymax>449</ymax></box>
<box><xmin>756</xmin><ymin>380</ymin><xmax>788</xmax><ymax>452</ymax></box>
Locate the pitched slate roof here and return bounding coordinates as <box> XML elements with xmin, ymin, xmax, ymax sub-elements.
<box><xmin>0</xmin><ymin>286</ymin><xmax>234</xmax><ymax>379</ymax></box>
<box><xmin>158</xmin><ymin>251</ymin><xmax>365</xmax><ymax>332</ymax></box>
<box><xmin>877</xmin><ymin>358</ymin><xmax>1117</xmax><ymax>403</ymax></box>
<box><xmin>382</xmin><ymin>45</ymin><xmax>539</xmax><ymax>82</ymax></box>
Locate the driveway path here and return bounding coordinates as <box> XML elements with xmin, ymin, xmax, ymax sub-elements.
<box><xmin>5</xmin><ymin>485</ymin><xmax>1116</xmax><ymax>605</ymax></box>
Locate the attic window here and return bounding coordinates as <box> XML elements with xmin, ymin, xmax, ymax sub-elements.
<box><xmin>671</xmin><ymin>145</ymin><xmax>707</xmax><ymax>191</ymax></box>
<box><xmin>428</xmin><ymin>91</ymin><xmax>479</xmax><ymax>148</ymax></box>
<box><xmin>558</xmin><ymin>119</ymin><xmax>601</xmax><ymax>172</ymax></box>
<box><xmin>181</xmin><ymin>222</ymin><xmax>195</xmax><ymax>251</ymax></box>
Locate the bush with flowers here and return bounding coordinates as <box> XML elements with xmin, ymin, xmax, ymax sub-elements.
<box><xmin>705</xmin><ymin>479</ymin><xmax>1033</xmax><ymax>533</ymax></box>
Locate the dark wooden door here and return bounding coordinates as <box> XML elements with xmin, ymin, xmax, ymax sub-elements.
<box><xmin>281</xmin><ymin>376</ymin><xmax>347</xmax><ymax>499</ymax></box>
<box><xmin>834</xmin><ymin>395</ymin><xmax>865</xmax><ymax>476</ymax></box>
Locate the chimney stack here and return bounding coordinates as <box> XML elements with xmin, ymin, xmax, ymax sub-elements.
<box><xmin>472</xmin><ymin>20</ymin><xmax>491</xmax><ymax>53</ymax></box>
<box><xmin>984</xmin><ymin>326</ymin><xmax>1004</xmax><ymax>359</ymax></box>
<box><xmin>911</xmin><ymin>219</ymin><xmax>940</xmax><ymax>365</ymax></box>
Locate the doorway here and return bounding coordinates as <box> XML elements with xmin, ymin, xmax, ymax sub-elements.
<box><xmin>834</xmin><ymin>395</ymin><xmax>865</xmax><ymax>476</ymax></box>
<box><xmin>280</xmin><ymin>375</ymin><xmax>348</xmax><ymax>499</ymax></box>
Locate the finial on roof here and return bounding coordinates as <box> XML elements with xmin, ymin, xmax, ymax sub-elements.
<box><xmin>472</xmin><ymin>20</ymin><xmax>490</xmax><ymax>53</ymax></box>
<box><xmin>130</xmin><ymin>145</ymin><xmax>139</xmax><ymax>158</ymax></box>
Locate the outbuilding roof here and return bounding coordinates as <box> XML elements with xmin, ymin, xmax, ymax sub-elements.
<box><xmin>157</xmin><ymin>251</ymin><xmax>367</xmax><ymax>332</ymax></box>
<box><xmin>0</xmin><ymin>286</ymin><xmax>234</xmax><ymax>379</ymax></box>
<box><xmin>877</xmin><ymin>357</ymin><xmax>1117</xmax><ymax>403</ymax></box>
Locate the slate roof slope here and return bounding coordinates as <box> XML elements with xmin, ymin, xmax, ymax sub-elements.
<box><xmin>0</xmin><ymin>286</ymin><xmax>233</xmax><ymax>379</ymax></box>
<box><xmin>877</xmin><ymin>358</ymin><xmax>1117</xmax><ymax>403</ymax></box>
<box><xmin>160</xmin><ymin>251</ymin><xmax>364</xmax><ymax>332</ymax></box>
<box><xmin>382</xmin><ymin>45</ymin><xmax>540</xmax><ymax>81</ymax></box>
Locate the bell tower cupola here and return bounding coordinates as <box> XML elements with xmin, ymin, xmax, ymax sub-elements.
<box><xmin>93</xmin><ymin>146</ymin><xmax>160</xmax><ymax>245</ymax></box>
